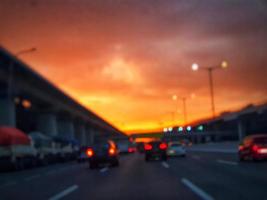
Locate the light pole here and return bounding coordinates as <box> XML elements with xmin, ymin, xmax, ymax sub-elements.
<box><xmin>191</xmin><ymin>61</ymin><xmax>228</xmax><ymax>118</ymax></box>
<box><xmin>172</xmin><ymin>95</ymin><xmax>188</xmax><ymax>125</ymax></box>
<box><xmin>181</xmin><ymin>97</ymin><xmax>187</xmax><ymax>125</ymax></box>
<box><xmin>8</xmin><ymin>47</ymin><xmax>37</xmax><ymax>99</ymax></box>
<box><xmin>172</xmin><ymin>95</ymin><xmax>178</xmax><ymax>126</ymax></box>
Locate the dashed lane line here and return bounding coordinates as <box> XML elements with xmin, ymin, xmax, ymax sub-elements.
<box><xmin>0</xmin><ymin>181</ymin><xmax>17</xmax><ymax>189</ymax></box>
<box><xmin>100</xmin><ymin>167</ymin><xmax>109</xmax><ymax>173</ymax></box>
<box><xmin>48</xmin><ymin>185</ymin><xmax>79</xmax><ymax>200</ymax></box>
<box><xmin>161</xmin><ymin>161</ymin><xmax>170</xmax><ymax>169</ymax></box>
<box><xmin>181</xmin><ymin>178</ymin><xmax>214</xmax><ymax>200</ymax></box>
<box><xmin>217</xmin><ymin>159</ymin><xmax>238</xmax><ymax>166</ymax></box>
<box><xmin>24</xmin><ymin>174</ymin><xmax>41</xmax><ymax>181</ymax></box>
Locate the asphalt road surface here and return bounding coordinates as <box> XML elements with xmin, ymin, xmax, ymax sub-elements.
<box><xmin>1</xmin><ymin>151</ymin><xmax>267</xmax><ymax>200</ymax></box>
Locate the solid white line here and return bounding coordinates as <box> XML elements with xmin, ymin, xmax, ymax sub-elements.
<box><xmin>24</xmin><ymin>174</ymin><xmax>41</xmax><ymax>181</ymax></box>
<box><xmin>161</xmin><ymin>161</ymin><xmax>170</xmax><ymax>169</ymax></box>
<box><xmin>191</xmin><ymin>155</ymin><xmax>200</xmax><ymax>160</ymax></box>
<box><xmin>100</xmin><ymin>167</ymin><xmax>109</xmax><ymax>173</ymax></box>
<box><xmin>217</xmin><ymin>159</ymin><xmax>238</xmax><ymax>166</ymax></box>
<box><xmin>45</xmin><ymin>170</ymin><xmax>58</xmax><ymax>175</ymax></box>
<box><xmin>48</xmin><ymin>185</ymin><xmax>79</xmax><ymax>200</ymax></box>
<box><xmin>181</xmin><ymin>178</ymin><xmax>214</xmax><ymax>200</ymax></box>
<box><xmin>0</xmin><ymin>181</ymin><xmax>17</xmax><ymax>188</ymax></box>
<box><xmin>188</xmin><ymin>148</ymin><xmax>236</xmax><ymax>154</ymax></box>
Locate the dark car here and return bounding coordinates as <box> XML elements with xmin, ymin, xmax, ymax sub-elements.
<box><xmin>144</xmin><ymin>141</ymin><xmax>168</xmax><ymax>161</ymax></box>
<box><xmin>77</xmin><ymin>146</ymin><xmax>90</xmax><ymax>163</ymax></box>
<box><xmin>136</xmin><ymin>142</ymin><xmax>145</xmax><ymax>153</ymax></box>
<box><xmin>239</xmin><ymin>134</ymin><xmax>267</xmax><ymax>161</ymax></box>
<box><xmin>86</xmin><ymin>140</ymin><xmax>119</xmax><ymax>169</ymax></box>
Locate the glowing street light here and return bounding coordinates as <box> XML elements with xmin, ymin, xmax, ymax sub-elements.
<box><xmin>186</xmin><ymin>126</ymin><xmax>192</xmax><ymax>132</ymax></box>
<box><xmin>191</xmin><ymin>61</ymin><xmax>228</xmax><ymax>118</ymax></box>
<box><xmin>178</xmin><ymin>126</ymin><xmax>183</xmax><ymax>132</ymax></box>
<box><xmin>192</xmin><ymin>63</ymin><xmax>199</xmax><ymax>71</ymax></box>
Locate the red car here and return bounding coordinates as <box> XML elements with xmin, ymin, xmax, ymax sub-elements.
<box><xmin>239</xmin><ymin>134</ymin><xmax>267</xmax><ymax>161</ymax></box>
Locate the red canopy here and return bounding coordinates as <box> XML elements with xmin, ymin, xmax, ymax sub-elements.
<box><xmin>0</xmin><ymin>127</ymin><xmax>30</xmax><ymax>146</ymax></box>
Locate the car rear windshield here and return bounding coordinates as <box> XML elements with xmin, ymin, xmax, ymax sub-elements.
<box><xmin>171</xmin><ymin>144</ymin><xmax>181</xmax><ymax>147</ymax></box>
<box><xmin>253</xmin><ymin>137</ymin><xmax>267</xmax><ymax>144</ymax></box>
<box><xmin>93</xmin><ymin>142</ymin><xmax>110</xmax><ymax>149</ymax></box>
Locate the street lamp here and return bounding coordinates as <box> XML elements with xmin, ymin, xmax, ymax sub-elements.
<box><xmin>172</xmin><ymin>95</ymin><xmax>188</xmax><ymax>125</ymax></box>
<box><xmin>8</xmin><ymin>47</ymin><xmax>37</xmax><ymax>106</ymax></box>
<box><xmin>191</xmin><ymin>61</ymin><xmax>228</xmax><ymax>118</ymax></box>
<box><xmin>172</xmin><ymin>95</ymin><xmax>178</xmax><ymax>125</ymax></box>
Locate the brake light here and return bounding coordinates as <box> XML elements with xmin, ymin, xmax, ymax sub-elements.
<box><xmin>128</xmin><ymin>147</ymin><xmax>135</xmax><ymax>153</ymax></box>
<box><xmin>109</xmin><ymin>148</ymin><xmax>116</xmax><ymax>155</ymax></box>
<box><xmin>159</xmin><ymin>143</ymin><xmax>167</xmax><ymax>150</ymax></box>
<box><xmin>144</xmin><ymin>144</ymin><xmax>152</xmax><ymax>151</ymax></box>
<box><xmin>238</xmin><ymin>145</ymin><xmax>244</xmax><ymax>151</ymax></box>
<box><xmin>252</xmin><ymin>145</ymin><xmax>259</xmax><ymax>152</ymax></box>
<box><xmin>86</xmin><ymin>148</ymin><xmax>94</xmax><ymax>157</ymax></box>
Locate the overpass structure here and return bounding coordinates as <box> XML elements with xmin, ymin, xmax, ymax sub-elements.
<box><xmin>132</xmin><ymin>103</ymin><xmax>267</xmax><ymax>143</ymax></box>
<box><xmin>0</xmin><ymin>46</ymin><xmax>125</xmax><ymax>145</ymax></box>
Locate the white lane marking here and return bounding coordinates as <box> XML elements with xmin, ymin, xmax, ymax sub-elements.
<box><xmin>181</xmin><ymin>178</ymin><xmax>214</xmax><ymax>200</ymax></box>
<box><xmin>187</xmin><ymin>148</ymin><xmax>236</xmax><ymax>154</ymax></box>
<box><xmin>45</xmin><ymin>170</ymin><xmax>58</xmax><ymax>175</ymax></box>
<box><xmin>191</xmin><ymin>155</ymin><xmax>200</xmax><ymax>160</ymax></box>
<box><xmin>161</xmin><ymin>161</ymin><xmax>170</xmax><ymax>169</ymax></box>
<box><xmin>100</xmin><ymin>167</ymin><xmax>109</xmax><ymax>173</ymax></box>
<box><xmin>48</xmin><ymin>185</ymin><xmax>79</xmax><ymax>200</ymax></box>
<box><xmin>24</xmin><ymin>174</ymin><xmax>41</xmax><ymax>181</ymax></box>
<box><xmin>0</xmin><ymin>181</ymin><xmax>17</xmax><ymax>188</ymax></box>
<box><xmin>217</xmin><ymin>159</ymin><xmax>238</xmax><ymax>166</ymax></box>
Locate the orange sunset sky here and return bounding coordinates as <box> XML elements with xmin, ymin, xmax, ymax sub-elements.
<box><xmin>1</xmin><ymin>0</ymin><xmax>267</xmax><ymax>134</ymax></box>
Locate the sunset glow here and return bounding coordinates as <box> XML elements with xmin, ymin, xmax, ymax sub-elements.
<box><xmin>1</xmin><ymin>0</ymin><xmax>267</xmax><ymax>134</ymax></box>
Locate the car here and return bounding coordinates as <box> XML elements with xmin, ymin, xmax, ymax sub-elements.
<box><xmin>87</xmin><ymin>140</ymin><xmax>119</xmax><ymax>169</ymax></box>
<box><xmin>127</xmin><ymin>144</ymin><xmax>136</xmax><ymax>154</ymax></box>
<box><xmin>136</xmin><ymin>142</ymin><xmax>145</xmax><ymax>153</ymax></box>
<box><xmin>77</xmin><ymin>146</ymin><xmax>90</xmax><ymax>162</ymax></box>
<box><xmin>167</xmin><ymin>142</ymin><xmax>186</xmax><ymax>157</ymax></box>
<box><xmin>239</xmin><ymin>134</ymin><xmax>267</xmax><ymax>161</ymax></box>
<box><xmin>144</xmin><ymin>140</ymin><xmax>168</xmax><ymax>161</ymax></box>
<box><xmin>117</xmin><ymin>140</ymin><xmax>130</xmax><ymax>154</ymax></box>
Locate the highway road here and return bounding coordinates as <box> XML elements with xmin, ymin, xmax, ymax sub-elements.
<box><xmin>1</xmin><ymin>151</ymin><xmax>267</xmax><ymax>200</ymax></box>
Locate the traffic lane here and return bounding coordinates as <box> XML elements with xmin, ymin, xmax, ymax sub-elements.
<box><xmin>0</xmin><ymin>162</ymin><xmax>91</xmax><ymax>200</ymax></box>
<box><xmin>188</xmin><ymin>151</ymin><xmax>267</xmax><ymax>179</ymax></box>
<box><xmin>187</xmin><ymin>150</ymin><xmax>238</xmax><ymax>162</ymax></box>
<box><xmin>65</xmin><ymin>154</ymin><xmax>199</xmax><ymax>200</ymax></box>
<box><xmin>0</xmin><ymin>154</ymin><xmax>141</xmax><ymax>200</ymax></box>
<box><xmin>0</xmin><ymin>161</ymin><xmax>80</xmax><ymax>183</ymax></box>
<box><xmin>167</xmin><ymin>152</ymin><xmax>267</xmax><ymax>200</ymax></box>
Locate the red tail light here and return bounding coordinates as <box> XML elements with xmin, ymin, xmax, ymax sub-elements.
<box><xmin>252</xmin><ymin>145</ymin><xmax>259</xmax><ymax>152</ymax></box>
<box><xmin>144</xmin><ymin>144</ymin><xmax>152</xmax><ymax>151</ymax></box>
<box><xmin>128</xmin><ymin>147</ymin><xmax>135</xmax><ymax>153</ymax></box>
<box><xmin>238</xmin><ymin>145</ymin><xmax>244</xmax><ymax>151</ymax></box>
<box><xmin>86</xmin><ymin>148</ymin><xmax>94</xmax><ymax>157</ymax></box>
<box><xmin>109</xmin><ymin>148</ymin><xmax>116</xmax><ymax>156</ymax></box>
<box><xmin>159</xmin><ymin>143</ymin><xmax>168</xmax><ymax>150</ymax></box>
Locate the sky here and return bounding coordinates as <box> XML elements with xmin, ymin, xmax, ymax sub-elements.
<box><xmin>0</xmin><ymin>0</ymin><xmax>267</xmax><ymax>134</ymax></box>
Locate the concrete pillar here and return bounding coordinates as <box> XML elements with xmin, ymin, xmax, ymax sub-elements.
<box><xmin>58</xmin><ymin>119</ymin><xmax>75</xmax><ymax>139</ymax></box>
<box><xmin>37</xmin><ymin>113</ymin><xmax>58</xmax><ymax>136</ymax></box>
<box><xmin>86</xmin><ymin>127</ymin><xmax>95</xmax><ymax>145</ymax></box>
<box><xmin>76</xmin><ymin>123</ymin><xmax>86</xmax><ymax>146</ymax></box>
<box><xmin>238</xmin><ymin>120</ymin><xmax>245</xmax><ymax>141</ymax></box>
<box><xmin>80</xmin><ymin>125</ymin><xmax>86</xmax><ymax>146</ymax></box>
<box><xmin>0</xmin><ymin>97</ymin><xmax>16</xmax><ymax>127</ymax></box>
